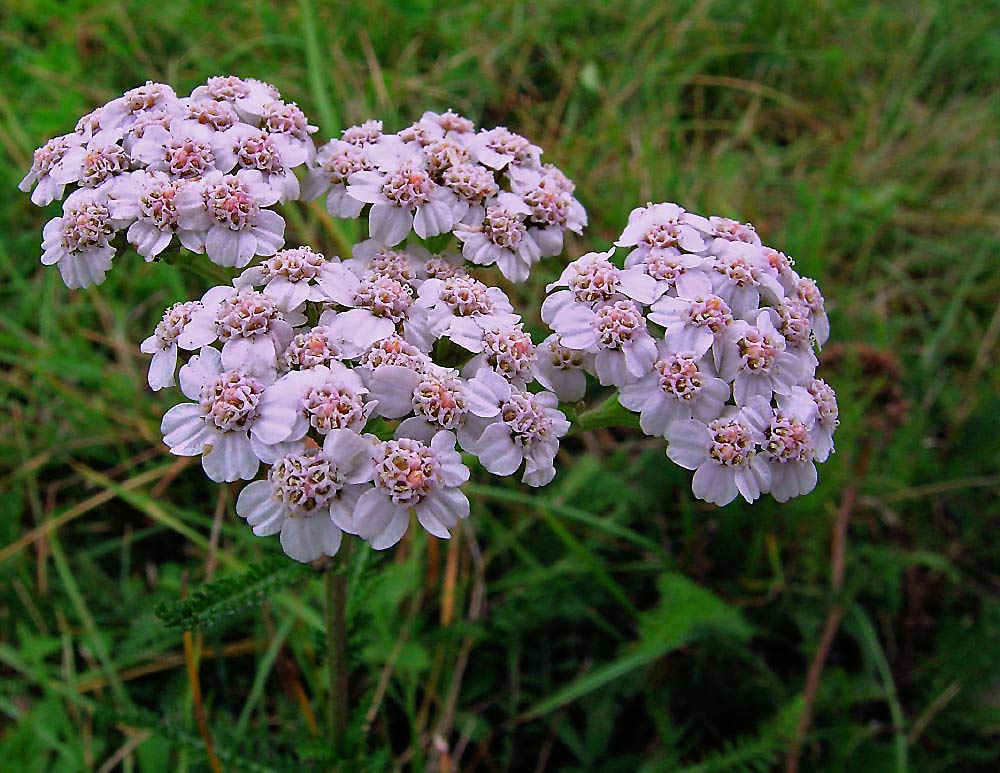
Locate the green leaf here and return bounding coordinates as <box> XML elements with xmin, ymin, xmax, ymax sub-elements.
<box><xmin>155</xmin><ymin>557</ymin><xmax>312</xmax><ymax>631</ymax></box>
<box><xmin>523</xmin><ymin>573</ymin><xmax>750</xmax><ymax>719</ymax></box>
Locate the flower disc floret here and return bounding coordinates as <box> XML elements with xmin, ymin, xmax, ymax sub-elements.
<box><xmin>736</xmin><ymin>326</ymin><xmax>781</xmax><ymax>372</ymax></box>
<box><xmin>440</xmin><ymin>276</ymin><xmax>494</xmax><ymax>316</ymax></box>
<box><xmin>374</xmin><ymin>437</ymin><xmax>444</xmax><ymax>506</ymax></box>
<box><xmin>442</xmin><ymin>163</ymin><xmax>498</xmax><ymax>204</ymax></box>
<box><xmin>412</xmin><ymin>370</ymin><xmax>467</xmax><ymax>429</ymax></box>
<box><xmin>139</xmin><ymin>180</ymin><xmax>183</xmax><ymax>230</ymax></box>
<box><xmin>354</xmin><ymin>275</ymin><xmax>413</xmax><ymax>323</ymax></box>
<box><xmin>381</xmin><ymin>160</ymin><xmax>434</xmax><ymax>207</ymax></box>
<box><xmin>154</xmin><ymin>301</ymin><xmax>203</xmax><ymax>349</ymax></box>
<box><xmin>342</xmin><ymin>120</ymin><xmax>383</xmax><ymax>146</ymax></box>
<box><xmin>764</xmin><ymin>414</ymin><xmax>814</xmax><ymax>463</ymax></box>
<box><xmin>62</xmin><ymin>200</ymin><xmax>114</xmax><ymax>252</ymax></box>
<box><xmin>165</xmin><ymin>137</ymin><xmax>215</xmax><ymax>179</ymax></box>
<box><xmin>302</xmin><ymin>383</ymin><xmax>368</xmax><ymax>433</ymax></box>
<box><xmin>364</xmin><ymin>335</ymin><xmax>427</xmax><ymax>372</ymax></box>
<box><xmin>685</xmin><ymin>294</ymin><xmax>733</xmax><ymax>333</ymax></box>
<box><xmin>483</xmin><ymin>203</ymin><xmax>527</xmax><ymax>249</ymax></box>
<box><xmin>283</xmin><ymin>327</ymin><xmax>341</xmax><ymax>370</ymax></box>
<box><xmin>596</xmin><ymin>300</ymin><xmax>645</xmax><ymax>348</ymax></box>
<box><xmin>262</xmin><ymin>247</ymin><xmax>325</xmax><ymax>282</ymax></box>
<box><xmin>708</xmin><ymin>418</ymin><xmax>757</xmax><ymax>466</ymax></box>
<box><xmin>81</xmin><ymin>144</ymin><xmax>129</xmax><ymax>187</ymax></box>
<box><xmin>199</xmin><ymin>371</ymin><xmax>265</xmax><ymax>431</ymax></box>
<box><xmin>204</xmin><ymin>176</ymin><xmax>260</xmax><ymax>229</ymax></box>
<box><xmin>482</xmin><ymin>325</ymin><xmax>536</xmax><ymax>380</ymax></box>
<box><xmin>500</xmin><ymin>391</ymin><xmax>553</xmax><ymax>444</ymax></box>
<box><xmin>567</xmin><ymin>254</ymin><xmax>620</xmax><ymax>302</ymax></box>
<box><xmin>269</xmin><ymin>453</ymin><xmax>341</xmax><ymax>511</ymax></box>
<box><xmin>185</xmin><ymin>99</ymin><xmax>240</xmax><ymax>131</ymax></box>
<box><xmin>656</xmin><ymin>354</ymin><xmax>706</xmax><ymax>400</ymax></box>
<box><xmin>215</xmin><ymin>290</ymin><xmax>281</xmax><ymax>340</ymax></box>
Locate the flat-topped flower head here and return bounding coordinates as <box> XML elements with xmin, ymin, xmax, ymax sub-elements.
<box><xmin>666</xmin><ymin>397</ymin><xmax>773</xmax><ymax>505</ymax></box>
<box><xmin>141</xmin><ymin>300</ymin><xmax>204</xmax><ymax>390</ymax></box>
<box><xmin>237</xmin><ymin>431</ymin><xmax>374</xmax><ymax>562</ymax></box>
<box><xmin>616</xmin><ymin>202</ymin><xmax>707</xmax><ymax>256</ymax></box>
<box><xmin>20</xmin><ymin>134</ymin><xmax>87</xmax><ymax>206</ymax></box>
<box><xmin>619</xmin><ymin>347</ymin><xmax>730</xmax><ymax>437</ymax></box>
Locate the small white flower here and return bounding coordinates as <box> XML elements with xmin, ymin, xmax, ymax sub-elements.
<box><xmin>411</xmin><ymin>275</ymin><xmax>518</xmax><ymax>346</ymax></box>
<box><xmin>99</xmin><ymin>81</ymin><xmax>181</xmax><ymax>131</ymax></box>
<box><xmin>212</xmin><ymin>124</ymin><xmax>309</xmax><ymax>200</ymax></box>
<box><xmin>175</xmin><ymin>170</ymin><xmax>285</xmax><ymax>267</ymax></box>
<box><xmin>190</xmin><ymin>75</ymin><xmax>281</xmax><ymax>122</ymax></box>
<box><xmin>236</xmin><ymin>430</ymin><xmax>374</xmax><ymax>562</ymax></box>
<box><xmin>468</xmin><ymin>126</ymin><xmax>541</xmax><ymax>170</ymax></box>
<box><xmin>20</xmin><ymin>134</ymin><xmax>88</xmax><ymax>206</ymax></box>
<box><xmin>541</xmin><ymin>249</ymin><xmax>658</xmax><ymax>323</ymax></box>
<box><xmin>619</xmin><ymin>346</ymin><xmax>730</xmax><ymax>437</ymax></box>
<box><xmin>346</xmin><ymin>156</ymin><xmax>468</xmax><ymax>245</ymax></box>
<box><xmin>455</xmin><ymin>192</ymin><xmax>550</xmax><ymax>282</ymax></box>
<box><xmin>665</xmin><ymin>396</ymin><xmax>773</xmax><ymax>506</ymax></box>
<box><xmin>109</xmin><ymin>171</ymin><xmax>205</xmax><ymax>259</ymax></box>
<box><xmin>795</xmin><ymin>277</ymin><xmax>830</xmax><ymax>347</ymax></box>
<box><xmin>509</xmin><ymin>163</ymin><xmax>587</xmax><ymax>236</ymax></box>
<box><xmin>716</xmin><ymin>310</ymin><xmax>804</xmax><ymax>405</ymax></box>
<box><xmin>303</xmin><ymin>139</ymin><xmax>377</xmax><ymax>217</ymax></box>
<box><xmin>281</xmin><ymin>325</ymin><xmax>346</xmax><ymax>371</ymax></box>
<box><xmin>623</xmin><ymin>247</ymin><xmax>714</xmax><ymax>300</ymax></box>
<box><xmin>351</xmin><ymin>432</ymin><xmax>470</xmax><ymax>549</ymax></box>
<box><xmin>140</xmin><ymin>300</ymin><xmax>204</xmax><ymax>390</ymax></box>
<box><xmin>459</xmin><ymin>321</ymin><xmax>538</xmax><ymax>384</ymax></box>
<box><xmin>615</xmin><ymin>202</ymin><xmax>707</xmax><ymax>256</ymax></box>
<box><xmin>708</xmin><ymin>241</ymin><xmax>785</xmax><ymax>316</ymax></box>
<box><xmin>367</xmin><ymin>364</ymin><xmax>472</xmax><ymax>442</ymax></box>
<box><xmin>131</xmin><ymin>123</ymin><xmax>217</xmax><ymax>179</ymax></box>
<box><xmin>548</xmin><ymin>298</ymin><xmax>658</xmax><ymax>387</ymax></box>
<box><xmin>161</xmin><ymin>347</ymin><xmax>295</xmax><ymax>482</ymax></box>
<box><xmin>260</xmin><ymin>100</ymin><xmax>318</xmax><ymax>144</ymax></box>
<box><xmin>236</xmin><ymin>246</ymin><xmax>329</xmax><ymax>309</ymax></box>
<box><xmin>534</xmin><ymin>334</ymin><xmax>592</xmax><ymax>402</ymax></box>
<box><xmin>759</xmin><ymin>405</ymin><xmax>819</xmax><ymax>503</ymax></box>
<box><xmin>647</xmin><ymin>291</ymin><xmax>735</xmax><ymax>360</ymax></box>
<box><xmin>791</xmin><ymin>378</ymin><xmax>838</xmax><ymax>462</ymax></box>
<box><xmin>40</xmin><ymin>187</ymin><xmax>129</xmax><ymax>289</ymax></box>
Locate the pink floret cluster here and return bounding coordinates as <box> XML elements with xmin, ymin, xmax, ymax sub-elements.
<box><xmin>22</xmin><ymin>76</ymin><xmax>316</xmax><ymax>287</ymax></box>
<box><xmin>304</xmin><ymin>113</ymin><xmax>586</xmax><ymax>282</ymax></box>
<box><xmin>145</xmin><ymin>242</ymin><xmax>570</xmax><ymax>562</ymax></box>
<box><xmin>542</xmin><ymin>202</ymin><xmax>838</xmax><ymax>506</ymax></box>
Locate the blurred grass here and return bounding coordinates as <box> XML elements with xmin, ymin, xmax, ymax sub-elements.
<box><xmin>1</xmin><ymin>0</ymin><xmax>999</xmax><ymax>770</ymax></box>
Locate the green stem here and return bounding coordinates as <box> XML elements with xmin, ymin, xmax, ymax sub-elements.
<box><xmin>568</xmin><ymin>394</ymin><xmax>642</xmax><ymax>435</ymax></box>
<box><xmin>324</xmin><ymin>541</ymin><xmax>351</xmax><ymax>741</ymax></box>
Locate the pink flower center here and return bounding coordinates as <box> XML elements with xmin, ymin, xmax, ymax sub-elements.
<box><xmin>765</xmin><ymin>414</ymin><xmax>813</xmax><ymax>463</ymax></box>
<box><xmin>263</xmin><ymin>247</ymin><xmax>325</xmax><ymax>282</ymax></box>
<box><xmin>364</xmin><ymin>335</ymin><xmax>427</xmax><ymax>372</ymax></box>
<box><xmin>166</xmin><ymin>137</ymin><xmax>215</xmax><ymax>179</ymax></box>
<box><xmin>203</xmin><ymin>76</ymin><xmax>250</xmax><ymax>101</ymax></box>
<box><xmin>737</xmin><ymin>328</ymin><xmax>781</xmax><ymax>372</ymax></box>
<box><xmin>81</xmin><ymin>144</ymin><xmax>129</xmax><ymax>187</ymax></box>
<box><xmin>483</xmin><ymin>128</ymin><xmax>533</xmax><ymax>163</ymax></box>
<box><xmin>442</xmin><ymin>163</ymin><xmax>498</xmax><ymax>204</ymax></box>
<box><xmin>61</xmin><ymin>202</ymin><xmax>113</xmax><ymax>252</ymax></box>
<box><xmin>374</xmin><ymin>438</ymin><xmax>443</xmax><ymax>505</ymax></box>
<box><xmin>763</xmin><ymin>247</ymin><xmax>793</xmax><ymax>276</ymax></box>
<box><xmin>140</xmin><ymin>181</ymin><xmax>182</xmax><ymax>230</ymax></box>
<box><xmin>354</xmin><ymin>275</ymin><xmax>412</xmax><ymax>322</ymax></box>
<box><xmin>302</xmin><ymin>382</ymin><xmax>367</xmax><ymax>433</ymax></box>
<box><xmin>644</xmin><ymin>250</ymin><xmax>684</xmax><ymax>283</ymax></box>
<box><xmin>323</xmin><ymin>143</ymin><xmax>373</xmax><ymax>185</ymax></box>
<box><xmin>546</xmin><ymin>337</ymin><xmax>586</xmax><ymax>370</ymax></box>
<box><xmin>424</xmin><ymin>256</ymin><xmax>465</xmax><ymax>280</ymax></box>
<box><xmin>270</xmin><ymin>452</ymin><xmax>342</xmax><ymax>512</ymax></box>
<box><xmin>381</xmin><ymin>161</ymin><xmax>433</xmax><ymax>207</ymax></box>
<box><xmin>500</xmin><ymin>391</ymin><xmax>552</xmax><ymax>444</ymax></box>
<box><xmin>656</xmin><ymin>355</ymin><xmax>705</xmax><ymax>400</ymax></box>
<box><xmin>435</xmin><ymin>110</ymin><xmax>475</xmax><ymax>133</ymax></box>
<box><xmin>235</xmin><ymin>131</ymin><xmax>285</xmax><ymax>174</ymax></box>
<box><xmin>123</xmin><ymin>82</ymin><xmax>171</xmax><ymax>113</ymax></box>
<box><xmin>569</xmin><ymin>257</ymin><xmax>620</xmax><ymax>302</ymax></box>
<box><xmin>412</xmin><ymin>371</ymin><xmax>467</xmax><ymax>429</ymax></box>
<box><xmin>595</xmin><ymin>300</ymin><xmax>644</xmax><ymax>348</ymax></box>
<box><xmin>484</xmin><ymin>205</ymin><xmax>527</xmax><ymax>249</ymax></box>
<box><xmin>778</xmin><ymin>300</ymin><xmax>812</xmax><ymax>347</ymax></box>
<box><xmin>368</xmin><ymin>250</ymin><xmax>419</xmax><ymax>286</ymax></box>
<box><xmin>424</xmin><ymin>138</ymin><xmax>470</xmax><ymax>174</ymax></box>
<box><xmin>440</xmin><ymin>276</ymin><xmax>493</xmax><ymax>316</ymax></box>
<box><xmin>283</xmin><ymin>327</ymin><xmax>341</xmax><ymax>370</ymax></box>
<box><xmin>341</xmin><ymin>120</ymin><xmax>383</xmax><ymax>146</ymax></box>
<box><xmin>809</xmin><ymin>378</ymin><xmax>839</xmax><ymax>426</ymax></box>
<box><xmin>263</xmin><ymin>102</ymin><xmax>312</xmax><ymax>141</ymax></box>
<box><xmin>483</xmin><ymin>325</ymin><xmax>536</xmax><ymax>380</ymax></box>
<box><xmin>715</xmin><ymin>255</ymin><xmax>758</xmax><ymax>286</ymax></box>
<box><xmin>32</xmin><ymin>137</ymin><xmax>73</xmax><ymax>176</ymax></box>
<box><xmin>711</xmin><ymin>217</ymin><xmax>757</xmax><ymax>243</ymax></box>
<box><xmin>154</xmin><ymin>300</ymin><xmax>202</xmax><ymax>349</ymax></box>
<box><xmin>523</xmin><ymin>181</ymin><xmax>570</xmax><ymax>226</ymax></box>
<box><xmin>708</xmin><ymin>418</ymin><xmax>756</xmax><ymax>466</ymax></box>
<box><xmin>796</xmin><ymin>278</ymin><xmax>825</xmax><ymax>316</ymax></box>
<box><xmin>205</xmin><ymin>177</ymin><xmax>259</xmax><ymax>229</ymax></box>
<box><xmin>199</xmin><ymin>371</ymin><xmax>265</xmax><ymax>431</ymax></box>
<box><xmin>186</xmin><ymin>100</ymin><xmax>239</xmax><ymax>131</ymax></box>
<box><xmin>685</xmin><ymin>295</ymin><xmax>733</xmax><ymax>333</ymax></box>
<box><xmin>215</xmin><ymin>290</ymin><xmax>281</xmax><ymax>340</ymax></box>
<box><xmin>642</xmin><ymin>222</ymin><xmax>684</xmax><ymax>250</ymax></box>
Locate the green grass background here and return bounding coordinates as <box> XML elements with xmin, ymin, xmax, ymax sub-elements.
<box><xmin>1</xmin><ymin>0</ymin><xmax>999</xmax><ymax>770</ymax></box>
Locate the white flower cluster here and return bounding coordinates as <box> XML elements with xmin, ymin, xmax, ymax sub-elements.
<box><xmin>21</xmin><ymin>76</ymin><xmax>316</xmax><ymax>288</ymax></box>
<box><xmin>145</xmin><ymin>243</ymin><xmax>570</xmax><ymax>562</ymax></box>
<box><xmin>304</xmin><ymin>112</ymin><xmax>586</xmax><ymax>282</ymax></box>
<box><xmin>542</xmin><ymin>202</ymin><xmax>838</xmax><ymax>506</ymax></box>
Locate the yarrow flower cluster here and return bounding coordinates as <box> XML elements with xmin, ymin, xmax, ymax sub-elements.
<box><xmin>542</xmin><ymin>202</ymin><xmax>838</xmax><ymax>506</ymax></box>
<box><xmin>25</xmin><ymin>76</ymin><xmax>838</xmax><ymax>567</ymax></box>
<box><xmin>147</xmin><ymin>241</ymin><xmax>570</xmax><ymax>562</ymax></box>
<box><xmin>24</xmin><ymin>76</ymin><xmax>316</xmax><ymax>287</ymax></box>
<box><xmin>304</xmin><ymin>112</ymin><xmax>586</xmax><ymax>282</ymax></box>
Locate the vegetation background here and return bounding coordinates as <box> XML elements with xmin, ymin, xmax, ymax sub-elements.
<box><xmin>1</xmin><ymin>0</ymin><xmax>998</xmax><ymax>770</ymax></box>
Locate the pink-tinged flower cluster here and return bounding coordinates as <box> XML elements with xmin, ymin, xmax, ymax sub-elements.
<box><xmin>305</xmin><ymin>111</ymin><xmax>585</xmax><ymax>282</ymax></box>
<box><xmin>145</xmin><ymin>240</ymin><xmax>571</xmax><ymax>562</ymax></box>
<box><xmin>22</xmin><ymin>77</ymin><xmax>315</xmax><ymax>288</ymax></box>
<box><xmin>542</xmin><ymin>202</ymin><xmax>837</xmax><ymax>506</ymax></box>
